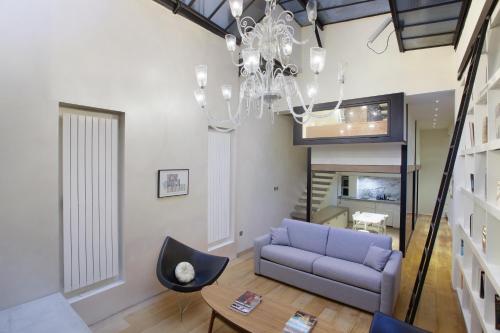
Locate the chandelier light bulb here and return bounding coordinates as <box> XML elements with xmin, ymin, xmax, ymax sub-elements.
<box><xmin>221</xmin><ymin>85</ymin><xmax>232</xmax><ymax>101</ymax></box>
<box><xmin>225</xmin><ymin>34</ymin><xmax>237</xmax><ymax>52</ymax></box>
<box><xmin>242</xmin><ymin>48</ymin><xmax>260</xmax><ymax>74</ymax></box>
<box><xmin>282</xmin><ymin>40</ymin><xmax>293</xmax><ymax>56</ymax></box>
<box><xmin>307</xmin><ymin>83</ymin><xmax>318</xmax><ymax>98</ymax></box>
<box><xmin>195</xmin><ymin>64</ymin><xmax>208</xmax><ymax>88</ymax></box>
<box><xmin>306</xmin><ymin>0</ymin><xmax>317</xmax><ymax>23</ymax></box>
<box><xmin>229</xmin><ymin>0</ymin><xmax>243</xmax><ymax>18</ymax></box>
<box><xmin>194</xmin><ymin>89</ymin><xmax>206</xmax><ymax>108</ymax></box>
<box><xmin>310</xmin><ymin>47</ymin><xmax>326</xmax><ymax>74</ymax></box>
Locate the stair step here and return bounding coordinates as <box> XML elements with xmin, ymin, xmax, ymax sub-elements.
<box><xmin>312</xmin><ymin>175</ymin><xmax>334</xmax><ymax>180</ymax></box>
<box><xmin>312</xmin><ymin>180</ymin><xmax>332</xmax><ymax>186</ymax></box>
<box><xmin>301</xmin><ymin>191</ymin><xmax>326</xmax><ymax>199</ymax></box>
<box><xmin>312</xmin><ymin>185</ymin><xmax>329</xmax><ymax>191</ymax></box>
<box><xmin>290</xmin><ymin>211</ymin><xmax>307</xmax><ymax>221</ymax></box>
<box><xmin>312</xmin><ymin>172</ymin><xmax>335</xmax><ymax>179</ymax></box>
<box><xmin>295</xmin><ymin>204</ymin><xmax>319</xmax><ymax>212</ymax></box>
<box><xmin>299</xmin><ymin>198</ymin><xmax>321</xmax><ymax>204</ymax></box>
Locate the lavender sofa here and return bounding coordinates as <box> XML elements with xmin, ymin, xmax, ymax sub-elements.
<box><xmin>254</xmin><ymin>219</ymin><xmax>402</xmax><ymax>315</ymax></box>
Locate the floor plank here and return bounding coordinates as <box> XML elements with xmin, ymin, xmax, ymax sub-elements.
<box><xmin>91</xmin><ymin>216</ymin><xmax>465</xmax><ymax>333</ymax></box>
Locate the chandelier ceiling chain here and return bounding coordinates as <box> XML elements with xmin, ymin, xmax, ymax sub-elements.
<box><xmin>193</xmin><ymin>0</ymin><xmax>345</xmax><ymax>132</ymax></box>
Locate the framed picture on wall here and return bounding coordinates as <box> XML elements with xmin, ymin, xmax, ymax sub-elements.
<box><xmin>157</xmin><ymin>169</ymin><xmax>189</xmax><ymax>198</ymax></box>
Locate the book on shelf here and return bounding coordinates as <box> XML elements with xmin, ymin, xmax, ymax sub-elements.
<box><xmin>470</xmin><ymin>174</ymin><xmax>475</xmax><ymax>193</ymax></box>
<box><xmin>469</xmin><ymin>122</ymin><xmax>476</xmax><ymax>147</ymax></box>
<box><xmin>495</xmin><ymin>294</ymin><xmax>500</xmax><ymax>330</ymax></box>
<box><xmin>483</xmin><ymin>116</ymin><xmax>488</xmax><ymax>144</ymax></box>
<box><xmin>480</xmin><ymin>271</ymin><xmax>485</xmax><ymax>299</ymax></box>
<box><xmin>460</xmin><ymin>239</ymin><xmax>464</xmax><ymax>256</ymax></box>
<box><xmin>482</xmin><ymin>225</ymin><xmax>487</xmax><ymax>254</ymax></box>
<box><xmin>229</xmin><ymin>291</ymin><xmax>262</xmax><ymax>315</ymax></box>
<box><xmin>470</xmin><ymin>214</ymin><xmax>473</xmax><ymax>237</ymax></box>
<box><xmin>283</xmin><ymin>311</ymin><xmax>317</xmax><ymax>333</ymax></box>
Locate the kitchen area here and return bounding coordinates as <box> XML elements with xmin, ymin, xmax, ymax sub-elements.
<box><xmin>308</xmin><ymin>171</ymin><xmax>402</xmax><ymax>249</ymax></box>
<box><xmin>338</xmin><ymin>173</ymin><xmax>401</xmax><ymax>229</ymax></box>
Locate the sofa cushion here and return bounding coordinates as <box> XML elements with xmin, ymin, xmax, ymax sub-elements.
<box><xmin>326</xmin><ymin>228</ymin><xmax>392</xmax><ymax>264</ymax></box>
<box><xmin>313</xmin><ymin>256</ymin><xmax>382</xmax><ymax>293</ymax></box>
<box><xmin>363</xmin><ymin>245</ymin><xmax>392</xmax><ymax>271</ymax></box>
<box><xmin>261</xmin><ymin>245</ymin><xmax>323</xmax><ymax>273</ymax></box>
<box><xmin>270</xmin><ymin>227</ymin><xmax>290</xmax><ymax>246</ymax></box>
<box><xmin>281</xmin><ymin>218</ymin><xmax>329</xmax><ymax>255</ymax></box>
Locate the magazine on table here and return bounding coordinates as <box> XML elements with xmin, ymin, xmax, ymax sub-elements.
<box><xmin>283</xmin><ymin>311</ymin><xmax>318</xmax><ymax>333</ymax></box>
<box><xmin>229</xmin><ymin>291</ymin><xmax>262</xmax><ymax>315</ymax></box>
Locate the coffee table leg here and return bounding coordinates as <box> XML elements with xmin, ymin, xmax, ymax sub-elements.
<box><xmin>208</xmin><ymin>310</ymin><xmax>216</xmax><ymax>333</ymax></box>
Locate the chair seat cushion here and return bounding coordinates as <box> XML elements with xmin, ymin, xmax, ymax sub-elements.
<box><xmin>261</xmin><ymin>245</ymin><xmax>323</xmax><ymax>273</ymax></box>
<box><xmin>313</xmin><ymin>256</ymin><xmax>382</xmax><ymax>293</ymax></box>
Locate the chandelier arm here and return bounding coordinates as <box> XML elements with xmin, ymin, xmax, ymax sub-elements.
<box><xmin>230</xmin><ymin>51</ymin><xmax>244</xmax><ymax>67</ymax></box>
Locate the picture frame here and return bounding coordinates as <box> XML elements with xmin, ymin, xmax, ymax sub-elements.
<box><xmin>157</xmin><ymin>169</ymin><xmax>189</xmax><ymax>198</ymax></box>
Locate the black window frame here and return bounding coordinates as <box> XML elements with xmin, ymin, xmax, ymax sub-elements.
<box><xmin>293</xmin><ymin>92</ymin><xmax>405</xmax><ymax>145</ymax></box>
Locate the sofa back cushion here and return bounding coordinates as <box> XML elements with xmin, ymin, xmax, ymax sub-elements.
<box><xmin>326</xmin><ymin>228</ymin><xmax>392</xmax><ymax>264</ymax></box>
<box><xmin>281</xmin><ymin>219</ymin><xmax>329</xmax><ymax>255</ymax></box>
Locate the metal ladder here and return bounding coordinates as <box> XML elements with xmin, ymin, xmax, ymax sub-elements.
<box><xmin>405</xmin><ymin>20</ymin><xmax>488</xmax><ymax>324</ymax></box>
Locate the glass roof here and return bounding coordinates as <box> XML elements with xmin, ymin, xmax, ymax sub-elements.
<box><xmin>391</xmin><ymin>0</ymin><xmax>470</xmax><ymax>51</ymax></box>
<box><xmin>172</xmin><ymin>0</ymin><xmax>469</xmax><ymax>51</ymax></box>
<box><xmin>178</xmin><ymin>0</ymin><xmax>392</xmax><ymax>34</ymax></box>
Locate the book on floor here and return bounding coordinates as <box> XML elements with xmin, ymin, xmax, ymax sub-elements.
<box><xmin>229</xmin><ymin>291</ymin><xmax>262</xmax><ymax>315</ymax></box>
<box><xmin>283</xmin><ymin>311</ymin><xmax>317</xmax><ymax>333</ymax></box>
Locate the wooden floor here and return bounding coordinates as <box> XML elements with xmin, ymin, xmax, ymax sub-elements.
<box><xmin>91</xmin><ymin>216</ymin><xmax>465</xmax><ymax>333</ymax></box>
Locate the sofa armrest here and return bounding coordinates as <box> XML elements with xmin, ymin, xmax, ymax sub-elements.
<box><xmin>253</xmin><ymin>234</ymin><xmax>271</xmax><ymax>274</ymax></box>
<box><xmin>380</xmin><ymin>251</ymin><xmax>402</xmax><ymax>315</ymax></box>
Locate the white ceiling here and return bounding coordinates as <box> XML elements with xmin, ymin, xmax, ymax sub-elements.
<box><xmin>407</xmin><ymin>90</ymin><xmax>455</xmax><ymax>130</ymax></box>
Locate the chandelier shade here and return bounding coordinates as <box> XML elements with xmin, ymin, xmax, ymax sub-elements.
<box><xmin>193</xmin><ymin>0</ymin><xmax>345</xmax><ymax>132</ymax></box>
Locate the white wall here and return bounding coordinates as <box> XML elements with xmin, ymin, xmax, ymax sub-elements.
<box><xmin>299</xmin><ymin>14</ymin><xmax>456</xmax><ymax>103</ymax></box>
<box><xmin>235</xmin><ymin>115</ymin><xmax>306</xmax><ymax>252</ymax></box>
<box><xmin>312</xmin><ymin>143</ymin><xmax>402</xmax><ymax>165</ymax></box>
<box><xmin>0</xmin><ymin>0</ymin><xmax>306</xmax><ymax>324</ymax></box>
<box><xmin>418</xmin><ymin>129</ymin><xmax>451</xmax><ymax>215</ymax></box>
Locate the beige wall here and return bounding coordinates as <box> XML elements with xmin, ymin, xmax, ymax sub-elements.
<box><xmin>298</xmin><ymin>14</ymin><xmax>456</xmax><ymax>103</ymax></box>
<box><xmin>0</xmin><ymin>0</ymin><xmax>305</xmax><ymax>324</ymax></box>
<box><xmin>418</xmin><ymin>129</ymin><xmax>451</xmax><ymax>215</ymax></box>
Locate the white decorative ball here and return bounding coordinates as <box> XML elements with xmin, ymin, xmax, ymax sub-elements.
<box><xmin>175</xmin><ymin>262</ymin><xmax>195</xmax><ymax>284</ymax></box>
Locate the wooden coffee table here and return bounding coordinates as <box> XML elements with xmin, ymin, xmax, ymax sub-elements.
<box><xmin>201</xmin><ymin>285</ymin><xmax>339</xmax><ymax>333</ymax></box>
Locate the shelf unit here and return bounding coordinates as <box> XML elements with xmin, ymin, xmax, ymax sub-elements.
<box><xmin>452</xmin><ymin>5</ymin><xmax>500</xmax><ymax>332</ymax></box>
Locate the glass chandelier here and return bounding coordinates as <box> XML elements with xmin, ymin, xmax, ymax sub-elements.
<box><xmin>193</xmin><ymin>0</ymin><xmax>345</xmax><ymax>132</ymax></box>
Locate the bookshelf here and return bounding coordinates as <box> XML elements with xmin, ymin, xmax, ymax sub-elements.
<box><xmin>452</xmin><ymin>5</ymin><xmax>500</xmax><ymax>332</ymax></box>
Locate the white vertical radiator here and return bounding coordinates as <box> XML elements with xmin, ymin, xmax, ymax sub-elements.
<box><xmin>62</xmin><ymin>112</ymin><xmax>119</xmax><ymax>293</ymax></box>
<box><xmin>207</xmin><ymin>130</ymin><xmax>231</xmax><ymax>247</ymax></box>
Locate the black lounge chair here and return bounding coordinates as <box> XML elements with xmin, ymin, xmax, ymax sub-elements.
<box><xmin>156</xmin><ymin>237</ymin><xmax>229</xmax><ymax>318</ymax></box>
<box><xmin>369</xmin><ymin>312</ymin><xmax>430</xmax><ymax>333</ymax></box>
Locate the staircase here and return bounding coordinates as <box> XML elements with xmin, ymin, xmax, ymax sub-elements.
<box><xmin>290</xmin><ymin>171</ymin><xmax>336</xmax><ymax>221</ymax></box>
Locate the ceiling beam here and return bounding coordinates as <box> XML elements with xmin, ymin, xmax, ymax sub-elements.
<box><xmin>453</xmin><ymin>0</ymin><xmax>472</xmax><ymax>48</ymax></box>
<box><xmin>296</xmin><ymin>0</ymin><xmax>325</xmax><ymax>30</ymax></box>
<box><xmin>153</xmin><ymin>0</ymin><xmax>227</xmax><ymax>39</ymax></box>
<box><xmin>388</xmin><ymin>0</ymin><xmax>405</xmax><ymax>52</ymax></box>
